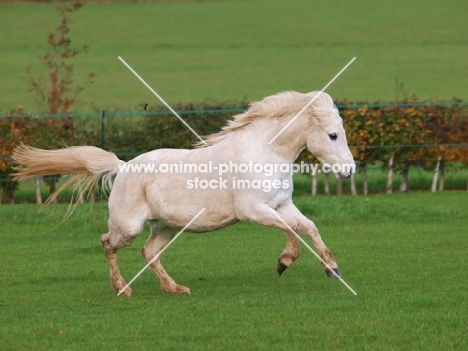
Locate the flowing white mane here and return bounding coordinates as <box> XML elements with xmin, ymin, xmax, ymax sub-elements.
<box><xmin>197</xmin><ymin>91</ymin><xmax>337</xmax><ymax>147</ymax></box>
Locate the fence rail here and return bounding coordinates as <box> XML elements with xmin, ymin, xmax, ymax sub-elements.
<box><xmin>1</xmin><ymin>100</ymin><xmax>468</xmax><ymax>120</ymax></box>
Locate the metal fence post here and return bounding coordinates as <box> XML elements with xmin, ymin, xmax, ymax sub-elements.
<box><xmin>99</xmin><ymin>110</ymin><xmax>106</xmax><ymax>202</ymax></box>
<box><xmin>101</xmin><ymin>110</ymin><xmax>106</xmax><ymax>149</ymax></box>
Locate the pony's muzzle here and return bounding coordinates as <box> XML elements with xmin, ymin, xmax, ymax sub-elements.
<box><xmin>335</xmin><ymin>162</ymin><xmax>355</xmax><ymax>179</ymax></box>
<box><xmin>334</xmin><ymin>171</ymin><xmax>353</xmax><ymax>179</ymax></box>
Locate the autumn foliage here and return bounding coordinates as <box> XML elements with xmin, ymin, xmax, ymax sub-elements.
<box><xmin>340</xmin><ymin>99</ymin><xmax>468</xmax><ymax>171</ymax></box>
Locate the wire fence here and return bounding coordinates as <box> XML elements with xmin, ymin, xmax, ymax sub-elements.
<box><xmin>1</xmin><ymin>101</ymin><xmax>467</xmax><ymax>200</ymax></box>
<box><xmin>1</xmin><ymin>100</ymin><xmax>467</xmax><ymax>157</ymax></box>
<box><xmin>2</xmin><ymin>100</ymin><xmax>467</xmax><ymax>119</ymax></box>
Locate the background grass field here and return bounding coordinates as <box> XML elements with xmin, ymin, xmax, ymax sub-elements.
<box><xmin>1</xmin><ymin>192</ymin><xmax>467</xmax><ymax>350</ymax></box>
<box><xmin>1</xmin><ymin>0</ymin><xmax>467</xmax><ymax>112</ymax></box>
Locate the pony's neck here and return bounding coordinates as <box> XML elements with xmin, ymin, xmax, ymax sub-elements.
<box><xmin>268</xmin><ymin>125</ymin><xmax>309</xmax><ymax>161</ymax></box>
<box><xmin>225</xmin><ymin>118</ymin><xmax>309</xmax><ymax>162</ymax></box>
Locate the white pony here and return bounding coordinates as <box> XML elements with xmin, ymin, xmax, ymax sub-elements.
<box><xmin>13</xmin><ymin>91</ymin><xmax>355</xmax><ymax>297</ymax></box>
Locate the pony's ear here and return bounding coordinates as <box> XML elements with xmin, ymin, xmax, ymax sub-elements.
<box><xmin>308</xmin><ymin>92</ymin><xmax>340</xmax><ymax>129</ymax></box>
<box><xmin>312</xmin><ymin>105</ymin><xmax>341</xmax><ymax>129</ymax></box>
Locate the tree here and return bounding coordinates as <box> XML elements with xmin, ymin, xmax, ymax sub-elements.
<box><xmin>27</xmin><ymin>0</ymin><xmax>93</xmax><ymax>115</ymax></box>
<box><xmin>25</xmin><ymin>0</ymin><xmax>94</xmax><ymax>203</ymax></box>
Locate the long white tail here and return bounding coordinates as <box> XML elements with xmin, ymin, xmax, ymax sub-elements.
<box><xmin>12</xmin><ymin>144</ymin><xmax>124</xmax><ymax>204</ymax></box>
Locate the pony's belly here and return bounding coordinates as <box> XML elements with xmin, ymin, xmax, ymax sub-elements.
<box><xmin>184</xmin><ymin>218</ymin><xmax>240</xmax><ymax>233</ymax></box>
<box><xmin>158</xmin><ymin>215</ymin><xmax>239</xmax><ymax>233</ymax></box>
<box><xmin>144</xmin><ymin>177</ymin><xmax>237</xmax><ymax>228</ymax></box>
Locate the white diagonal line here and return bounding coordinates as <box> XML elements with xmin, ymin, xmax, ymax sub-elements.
<box><xmin>118</xmin><ymin>56</ymin><xmax>206</xmax><ymax>145</ymax></box>
<box><xmin>268</xmin><ymin>208</ymin><xmax>357</xmax><ymax>295</ymax></box>
<box><xmin>268</xmin><ymin>57</ymin><xmax>356</xmax><ymax>144</ymax></box>
<box><xmin>117</xmin><ymin>208</ymin><xmax>206</xmax><ymax>296</ymax></box>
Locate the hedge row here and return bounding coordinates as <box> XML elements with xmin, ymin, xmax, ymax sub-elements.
<box><xmin>1</xmin><ymin>98</ymin><xmax>467</xmax><ymax>201</ymax></box>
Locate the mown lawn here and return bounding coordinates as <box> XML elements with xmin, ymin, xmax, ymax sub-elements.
<box><xmin>0</xmin><ymin>192</ymin><xmax>467</xmax><ymax>350</ymax></box>
<box><xmin>0</xmin><ymin>0</ymin><xmax>467</xmax><ymax>112</ymax></box>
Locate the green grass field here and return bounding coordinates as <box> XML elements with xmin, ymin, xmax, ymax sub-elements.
<box><xmin>1</xmin><ymin>192</ymin><xmax>467</xmax><ymax>350</ymax></box>
<box><xmin>1</xmin><ymin>0</ymin><xmax>467</xmax><ymax>112</ymax></box>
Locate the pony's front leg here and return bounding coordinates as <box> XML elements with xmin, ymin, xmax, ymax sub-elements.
<box><xmin>277</xmin><ymin>204</ymin><xmax>340</xmax><ymax>278</ymax></box>
<box><xmin>239</xmin><ymin>204</ymin><xmax>301</xmax><ymax>274</ymax></box>
<box><xmin>241</xmin><ymin>204</ymin><xmax>340</xmax><ymax>278</ymax></box>
<box><xmin>276</xmin><ymin>228</ymin><xmax>300</xmax><ymax>276</ymax></box>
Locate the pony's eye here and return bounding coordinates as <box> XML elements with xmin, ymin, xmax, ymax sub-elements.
<box><xmin>328</xmin><ymin>133</ymin><xmax>337</xmax><ymax>141</ymax></box>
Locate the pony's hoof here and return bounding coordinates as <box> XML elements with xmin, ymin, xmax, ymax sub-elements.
<box><xmin>173</xmin><ymin>286</ymin><xmax>191</xmax><ymax>295</ymax></box>
<box><xmin>326</xmin><ymin>268</ymin><xmax>341</xmax><ymax>279</ymax></box>
<box><xmin>163</xmin><ymin>284</ymin><xmax>191</xmax><ymax>295</ymax></box>
<box><xmin>116</xmin><ymin>287</ymin><xmax>133</xmax><ymax>297</ymax></box>
<box><xmin>277</xmin><ymin>262</ymin><xmax>288</xmax><ymax>276</ymax></box>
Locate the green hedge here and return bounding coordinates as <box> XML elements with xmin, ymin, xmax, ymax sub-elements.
<box><xmin>1</xmin><ymin>99</ymin><xmax>467</xmax><ymax>202</ymax></box>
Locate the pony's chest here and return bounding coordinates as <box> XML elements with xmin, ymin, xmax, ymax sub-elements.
<box><xmin>271</xmin><ymin>188</ymin><xmax>293</xmax><ymax>207</ymax></box>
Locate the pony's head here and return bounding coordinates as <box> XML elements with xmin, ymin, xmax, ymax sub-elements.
<box><xmin>197</xmin><ymin>90</ymin><xmax>355</xmax><ymax>179</ymax></box>
<box><xmin>305</xmin><ymin>92</ymin><xmax>355</xmax><ymax>179</ymax></box>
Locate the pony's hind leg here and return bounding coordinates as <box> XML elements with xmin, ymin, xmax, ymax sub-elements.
<box><xmin>101</xmin><ymin>233</ymin><xmax>131</xmax><ymax>296</ymax></box>
<box><xmin>101</xmin><ymin>218</ymin><xmax>144</xmax><ymax>297</ymax></box>
<box><xmin>141</xmin><ymin>223</ymin><xmax>190</xmax><ymax>295</ymax></box>
<box><xmin>277</xmin><ymin>230</ymin><xmax>300</xmax><ymax>276</ymax></box>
